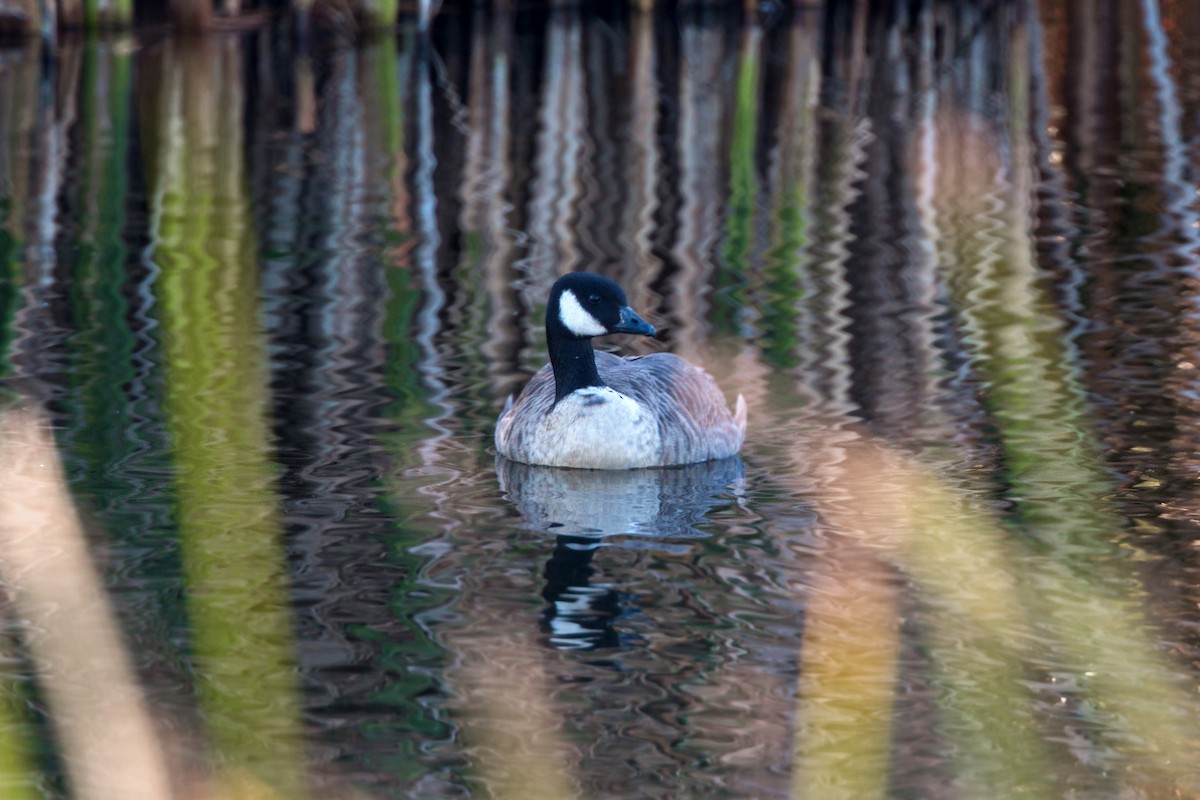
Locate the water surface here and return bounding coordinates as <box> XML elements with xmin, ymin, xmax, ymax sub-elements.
<box><xmin>0</xmin><ymin>2</ymin><xmax>1198</xmax><ymax>798</ymax></box>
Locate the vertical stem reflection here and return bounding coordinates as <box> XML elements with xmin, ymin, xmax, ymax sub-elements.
<box><xmin>147</xmin><ymin>38</ymin><xmax>304</xmax><ymax>796</ymax></box>
<box><xmin>792</xmin><ymin>545</ymin><xmax>899</xmax><ymax>800</ymax></box>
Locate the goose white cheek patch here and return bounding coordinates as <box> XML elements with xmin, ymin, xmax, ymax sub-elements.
<box><xmin>559</xmin><ymin>289</ymin><xmax>607</xmax><ymax>337</ymax></box>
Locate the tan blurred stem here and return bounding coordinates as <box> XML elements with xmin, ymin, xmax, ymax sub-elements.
<box><xmin>792</xmin><ymin>545</ymin><xmax>899</xmax><ymax>800</ymax></box>
<box><xmin>447</xmin><ymin>632</ymin><xmax>577</xmax><ymax>800</ymax></box>
<box><xmin>803</xmin><ymin>439</ymin><xmax>1055</xmax><ymax>800</ymax></box>
<box><xmin>0</xmin><ymin>409</ymin><xmax>173</xmax><ymax>800</ymax></box>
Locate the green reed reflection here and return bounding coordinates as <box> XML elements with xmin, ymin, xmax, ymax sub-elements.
<box><xmin>760</xmin><ymin>24</ymin><xmax>820</xmax><ymax>373</ymax></box>
<box><xmin>65</xmin><ymin>40</ymin><xmax>136</xmax><ymax>500</ymax></box>
<box><xmin>370</xmin><ymin>38</ymin><xmax>461</xmax><ymax>785</ymax></box>
<box><xmin>146</xmin><ymin>39</ymin><xmax>305</xmax><ymax>798</ymax></box>
<box><xmin>717</xmin><ymin>25</ymin><xmax>762</xmax><ymax>336</ymax></box>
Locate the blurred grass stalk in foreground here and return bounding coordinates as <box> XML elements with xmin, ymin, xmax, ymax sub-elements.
<box><xmin>446</xmin><ymin>627</ymin><xmax>579</xmax><ymax>800</ymax></box>
<box><xmin>792</xmin><ymin>541</ymin><xmax>900</xmax><ymax>800</ymax></box>
<box><xmin>793</xmin><ymin>440</ymin><xmax>1055</xmax><ymax>800</ymax></box>
<box><xmin>0</xmin><ymin>409</ymin><xmax>172</xmax><ymax>800</ymax></box>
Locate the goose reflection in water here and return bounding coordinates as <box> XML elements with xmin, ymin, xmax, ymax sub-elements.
<box><xmin>496</xmin><ymin>456</ymin><xmax>746</xmax><ymax>651</ymax></box>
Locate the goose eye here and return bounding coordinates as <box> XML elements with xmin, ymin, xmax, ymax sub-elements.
<box><xmin>588</xmin><ymin>294</ymin><xmax>600</xmax><ymax>304</ymax></box>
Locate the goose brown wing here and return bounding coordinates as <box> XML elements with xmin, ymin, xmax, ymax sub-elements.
<box><xmin>596</xmin><ymin>351</ymin><xmax>744</xmax><ymax>464</ymax></box>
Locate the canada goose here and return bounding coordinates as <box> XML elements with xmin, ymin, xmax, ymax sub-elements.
<box><xmin>495</xmin><ymin>272</ymin><xmax>747</xmax><ymax>469</ymax></box>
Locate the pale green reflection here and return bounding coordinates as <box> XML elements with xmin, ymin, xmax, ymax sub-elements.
<box><xmin>147</xmin><ymin>38</ymin><xmax>305</xmax><ymax>798</ymax></box>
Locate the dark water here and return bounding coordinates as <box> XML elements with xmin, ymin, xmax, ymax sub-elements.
<box><xmin>0</xmin><ymin>1</ymin><xmax>1199</xmax><ymax>798</ymax></box>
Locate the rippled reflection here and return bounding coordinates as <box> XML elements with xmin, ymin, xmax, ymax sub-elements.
<box><xmin>497</xmin><ymin>456</ymin><xmax>744</xmax><ymax>539</ymax></box>
<box><xmin>498</xmin><ymin>457</ymin><xmax>746</xmax><ymax>650</ymax></box>
<box><xmin>0</xmin><ymin>1</ymin><xmax>1198</xmax><ymax>797</ymax></box>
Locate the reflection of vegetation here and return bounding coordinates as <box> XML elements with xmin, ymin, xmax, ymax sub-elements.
<box><xmin>64</xmin><ymin>41</ymin><xmax>135</xmax><ymax>501</ymax></box>
<box><xmin>365</xmin><ymin>36</ymin><xmax>460</xmax><ymax>785</ymax></box>
<box><xmin>379</xmin><ymin>262</ymin><xmax>458</xmax><ymax>787</ymax></box>
<box><xmin>760</xmin><ymin>192</ymin><xmax>807</xmax><ymax>371</ymax></box>
<box><xmin>0</xmin><ymin>4</ymin><xmax>1196</xmax><ymax>799</ymax></box>
<box><xmin>366</xmin><ymin>33</ymin><xmax>431</xmax><ymax>440</ymax></box>
<box><xmin>716</xmin><ymin>27</ymin><xmax>760</xmax><ymax>337</ymax></box>
<box><xmin>760</xmin><ymin>26</ymin><xmax>819</xmax><ymax>372</ymax></box>
<box><xmin>918</xmin><ymin>26</ymin><xmax>1200</xmax><ymax>796</ymax></box>
<box><xmin>358</xmin><ymin>0</ymin><xmax>400</xmax><ymax>28</ymax></box>
<box><xmin>0</xmin><ymin>48</ymin><xmax>38</xmax><ymax>384</ymax></box>
<box><xmin>0</xmin><ymin>210</ymin><xmax>18</xmax><ymax>384</ymax></box>
<box><xmin>147</xmin><ymin>39</ymin><xmax>304</xmax><ymax>797</ymax></box>
<box><xmin>14</xmin><ymin>0</ymin><xmax>429</xmax><ymax>33</ymax></box>
<box><xmin>83</xmin><ymin>0</ymin><xmax>132</xmax><ymax>28</ymax></box>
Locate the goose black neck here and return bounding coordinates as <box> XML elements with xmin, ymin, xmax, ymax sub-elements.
<box><xmin>547</xmin><ymin>331</ymin><xmax>605</xmax><ymax>402</ymax></box>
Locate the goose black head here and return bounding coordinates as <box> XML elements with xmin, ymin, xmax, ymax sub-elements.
<box><xmin>547</xmin><ymin>273</ymin><xmax>657</xmax><ymax>340</ymax></box>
